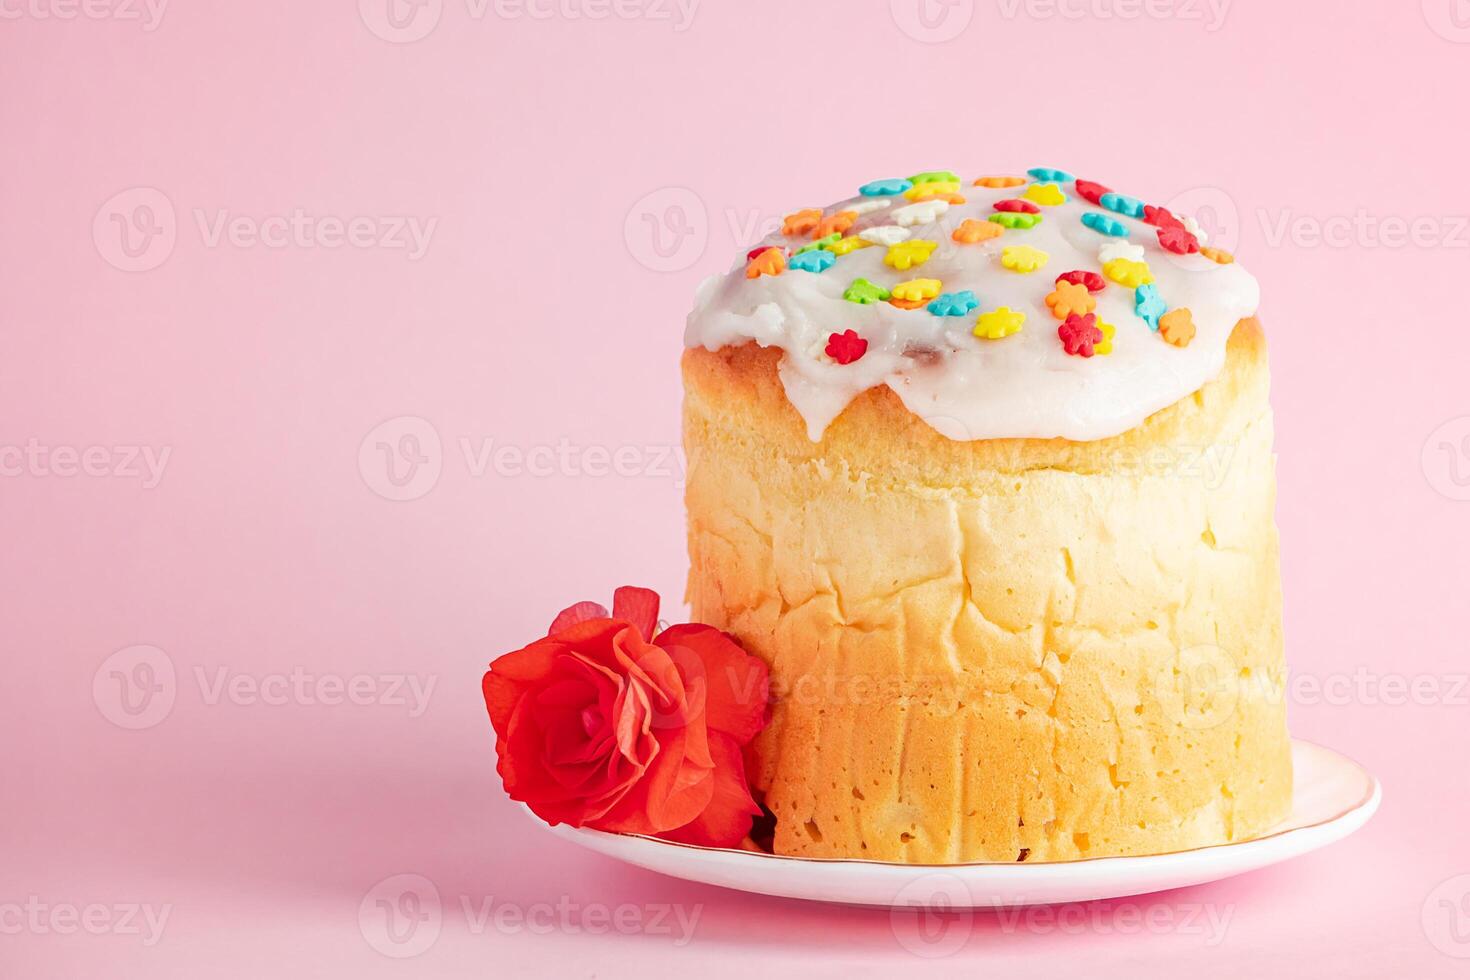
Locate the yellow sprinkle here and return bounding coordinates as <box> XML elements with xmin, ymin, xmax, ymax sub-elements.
<box><xmin>1200</xmin><ymin>246</ymin><xmax>1234</xmax><ymax>265</ymax></box>
<box><xmin>1103</xmin><ymin>257</ymin><xmax>1153</xmax><ymax>288</ymax></box>
<box><xmin>1022</xmin><ymin>183</ymin><xmax>1066</xmax><ymax>207</ymax></box>
<box><xmin>974</xmin><ymin>307</ymin><xmax>1025</xmax><ymax>340</ymax></box>
<box><xmin>1095</xmin><ymin>318</ymin><xmax>1117</xmax><ymax>356</ymax></box>
<box><xmin>884</xmin><ymin>239</ymin><xmax>938</xmax><ymax>271</ymax></box>
<box><xmin>825</xmin><ymin>236</ymin><xmax>874</xmax><ymax>256</ymax></box>
<box><xmin>903</xmin><ymin>180</ymin><xmax>960</xmax><ymax>200</ymax></box>
<box><xmin>891</xmin><ymin>278</ymin><xmax>942</xmax><ymax>302</ymax></box>
<box><xmin>1001</xmin><ymin>245</ymin><xmax>1049</xmax><ymax>273</ymax></box>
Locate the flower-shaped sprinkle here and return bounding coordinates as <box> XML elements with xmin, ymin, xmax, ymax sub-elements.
<box><xmin>814</xmin><ymin>210</ymin><xmax>859</xmax><ymax>239</ymax></box>
<box><xmin>1158</xmin><ymin>308</ymin><xmax>1196</xmax><ymax>347</ymax></box>
<box><xmin>1027</xmin><ymin>167</ymin><xmax>1074</xmax><ymax>182</ymax></box>
<box><xmin>892</xmin><ymin>200</ymin><xmax>949</xmax><ymax>227</ymax></box>
<box><xmin>825</xmin><ymin>330</ymin><xmax>869</xmax><ymax>364</ymax></box>
<box><xmin>891</xmin><ymin>278</ymin><xmax>942</xmax><ymax>303</ymax></box>
<box><xmin>1045</xmin><ymin>280</ymin><xmax>1096</xmax><ymax>320</ymax></box>
<box><xmin>796</xmin><ymin>233</ymin><xmax>842</xmax><ymax>254</ymax></box>
<box><xmin>989</xmin><ymin>212</ymin><xmax>1042</xmax><ymax>230</ymax></box>
<box><xmin>825</xmin><ymin>236</ymin><xmax>874</xmax><ymax>256</ymax></box>
<box><xmin>782</xmin><ymin>208</ymin><xmax>823</xmax><ymax>237</ymax></box>
<box><xmin>1099</xmin><ymin>240</ymin><xmax>1146</xmax><ymax>264</ymax></box>
<box><xmin>1135</xmin><ymin>283</ymin><xmax>1167</xmax><ymax>330</ymax></box>
<box><xmin>1001</xmin><ymin>245</ymin><xmax>1050</xmax><ymax>273</ymax></box>
<box><xmin>843</xmin><ymin>278</ymin><xmax>891</xmax><ymax>304</ymax></box>
<box><xmin>746</xmin><ymin>248</ymin><xmax>786</xmax><ymax>278</ymax></box>
<box><xmin>1103</xmin><ymin>257</ymin><xmax>1153</xmax><ymax>288</ymax></box>
<box><xmin>953</xmin><ymin>218</ymin><xmax>1003</xmax><ymax>244</ymax></box>
<box><xmin>927</xmin><ymin>290</ymin><xmax>979</xmax><ymax>317</ymax></box>
<box><xmin>1058</xmin><ymin>312</ymin><xmax>1104</xmax><ymax>357</ymax></box>
<box><xmin>1143</xmin><ymin>204</ymin><xmax>1185</xmax><ymax>230</ymax></box>
<box><xmin>1099</xmin><ymin>192</ymin><xmax>1145</xmax><ymax>218</ymax></box>
<box><xmin>910</xmin><ymin>191</ymin><xmax>966</xmax><ymax>205</ymax></box>
<box><xmin>1056</xmin><ymin>269</ymin><xmax>1106</xmax><ymax>293</ymax></box>
<box><xmin>903</xmin><ymin>181</ymin><xmax>960</xmax><ymax>200</ymax></box>
<box><xmin>910</xmin><ymin>170</ymin><xmax>960</xmax><ymax>185</ymax></box>
<box><xmin>746</xmin><ymin>244</ymin><xmax>784</xmax><ymax>261</ymax></box>
<box><xmin>1200</xmin><ymin>246</ymin><xmax>1234</xmax><ymax>265</ymax></box>
<box><xmin>885</xmin><ymin>239</ymin><xmax>938</xmax><ymax>270</ymax></box>
<box><xmin>1075</xmin><ymin>179</ymin><xmax>1111</xmax><ymax>205</ymax></box>
<box><xmin>859</xmin><ymin>178</ymin><xmax>912</xmax><ymax>197</ymax></box>
<box><xmin>1023</xmin><ymin>183</ymin><xmax>1067</xmax><ymax>207</ymax></box>
<box><xmin>973</xmin><ymin>175</ymin><xmax>1027</xmax><ymax>188</ymax></box>
<box><xmin>788</xmin><ymin>249</ymin><xmax>836</xmax><ymax>273</ymax></box>
<box><xmin>993</xmin><ymin>198</ymin><xmax>1041</xmax><ymax>214</ymax></box>
<box><xmin>974</xmin><ymin>307</ymin><xmax>1025</xmax><ymax>340</ymax></box>
<box><xmin>1095</xmin><ymin>318</ymin><xmax>1117</xmax><ymax>356</ymax></box>
<box><xmin>860</xmin><ymin>225</ymin><xmax>911</xmax><ymax>246</ymax></box>
<box><xmin>848</xmin><ymin>198</ymin><xmax>892</xmax><ymax>216</ymax></box>
<box><xmin>1158</xmin><ymin>224</ymin><xmax>1201</xmax><ymax>255</ymax></box>
<box><xmin>1182</xmin><ymin>215</ymin><xmax>1209</xmax><ymax>245</ymax></box>
<box><xmin>1081</xmin><ymin>212</ymin><xmax>1130</xmax><ymax>237</ymax></box>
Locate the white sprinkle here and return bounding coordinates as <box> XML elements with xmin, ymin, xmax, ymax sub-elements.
<box><xmin>891</xmin><ymin>199</ymin><xmax>949</xmax><ymax>227</ymax></box>
<box><xmin>1099</xmin><ymin>240</ymin><xmax>1145</xmax><ymax>264</ymax></box>
<box><xmin>858</xmin><ymin>225</ymin><xmax>911</xmax><ymax>246</ymax></box>
<box><xmin>847</xmin><ymin>198</ymin><xmax>893</xmax><ymax>216</ymax></box>
<box><xmin>1182</xmin><ymin>214</ymin><xmax>1209</xmax><ymax>245</ymax></box>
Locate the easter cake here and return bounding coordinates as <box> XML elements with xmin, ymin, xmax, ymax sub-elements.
<box><xmin>682</xmin><ymin>168</ymin><xmax>1291</xmax><ymax>863</ymax></box>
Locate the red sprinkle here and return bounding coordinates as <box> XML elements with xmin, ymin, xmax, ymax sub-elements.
<box><xmin>746</xmin><ymin>244</ymin><xmax>783</xmax><ymax>261</ymax></box>
<box><xmin>1056</xmin><ymin>270</ymin><xmax>1106</xmax><ymax>293</ymax></box>
<box><xmin>1143</xmin><ymin>204</ymin><xmax>1185</xmax><ymax>230</ymax></box>
<box><xmin>1058</xmin><ymin>313</ymin><xmax>1103</xmax><ymax>357</ymax></box>
<box><xmin>1074</xmin><ymin>180</ymin><xmax>1111</xmax><ymax>205</ymax></box>
<box><xmin>1157</xmin><ymin>224</ymin><xmax>1201</xmax><ymax>254</ymax></box>
<box><xmin>993</xmin><ymin>198</ymin><xmax>1041</xmax><ymax>214</ymax></box>
<box><xmin>825</xmin><ymin>329</ymin><xmax>869</xmax><ymax>365</ymax></box>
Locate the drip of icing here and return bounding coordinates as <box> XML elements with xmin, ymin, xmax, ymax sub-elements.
<box><xmin>685</xmin><ymin>172</ymin><xmax>1259</xmax><ymax>443</ymax></box>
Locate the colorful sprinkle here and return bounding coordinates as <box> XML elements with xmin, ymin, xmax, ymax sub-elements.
<box><xmin>843</xmin><ymin>278</ymin><xmax>890</xmax><ymax>304</ymax></box>
<box><xmin>1075</xmin><ymin>179</ymin><xmax>1111</xmax><ymax>205</ymax></box>
<box><xmin>795</xmin><ymin>233</ymin><xmax>842</xmax><ymax>254</ymax></box>
<box><xmin>746</xmin><ymin>248</ymin><xmax>786</xmax><ymax>278</ymax></box>
<box><xmin>891</xmin><ymin>278</ymin><xmax>942</xmax><ymax>303</ymax></box>
<box><xmin>1200</xmin><ymin>246</ymin><xmax>1234</xmax><ymax>265</ymax></box>
<box><xmin>825</xmin><ymin>236</ymin><xmax>873</xmax><ymax>256</ymax></box>
<box><xmin>973</xmin><ymin>175</ymin><xmax>1027</xmax><ymax>188</ymax></box>
<box><xmin>927</xmin><ymin>290</ymin><xmax>979</xmax><ymax>317</ymax></box>
<box><xmin>1001</xmin><ymin>245</ymin><xmax>1049</xmax><ymax>273</ymax></box>
<box><xmin>848</xmin><ymin>198</ymin><xmax>893</xmax><ymax>217</ymax></box>
<box><xmin>904</xmin><ymin>181</ymin><xmax>960</xmax><ymax>200</ymax></box>
<box><xmin>1183</xmin><ymin>215</ymin><xmax>1209</xmax><ymax>245</ymax></box>
<box><xmin>859</xmin><ymin>179</ymin><xmax>911</xmax><ymax>197</ymax></box>
<box><xmin>888</xmin><ymin>297</ymin><xmax>927</xmax><ymax>310</ymax></box>
<box><xmin>884</xmin><ymin>239</ymin><xmax>938</xmax><ymax>270</ymax></box>
<box><xmin>1099</xmin><ymin>240</ymin><xmax>1146</xmax><ymax>264</ymax></box>
<box><xmin>993</xmin><ymin>198</ymin><xmax>1041</xmax><ymax>214</ymax></box>
<box><xmin>953</xmin><ymin>218</ymin><xmax>1003</xmax><ymax>244</ymax></box>
<box><xmin>1143</xmin><ymin>204</ymin><xmax>1184</xmax><ymax>230</ymax></box>
<box><xmin>910</xmin><ymin>170</ymin><xmax>960</xmax><ymax>185</ymax></box>
<box><xmin>782</xmin><ymin>208</ymin><xmax>823</xmax><ymax>237</ymax></box>
<box><xmin>1103</xmin><ymin>257</ymin><xmax>1153</xmax><ymax>288</ymax></box>
<box><xmin>1100</xmin><ymin>192</ymin><xmax>1145</xmax><ymax>218</ymax></box>
<box><xmin>1081</xmin><ymin>212</ymin><xmax>1129</xmax><ymax>237</ymax></box>
<box><xmin>1023</xmin><ymin>183</ymin><xmax>1067</xmax><ymax>207</ymax></box>
<box><xmin>746</xmin><ymin>244</ymin><xmax>782</xmax><ymax>262</ymax></box>
<box><xmin>1158</xmin><ymin>308</ymin><xmax>1196</xmax><ymax>347</ymax></box>
<box><xmin>892</xmin><ymin>200</ymin><xmax>950</xmax><ymax>227</ymax></box>
<box><xmin>1135</xmin><ymin>283</ymin><xmax>1166</xmax><ymax>330</ymax></box>
<box><xmin>974</xmin><ymin>307</ymin><xmax>1025</xmax><ymax>340</ymax></box>
<box><xmin>1045</xmin><ymin>280</ymin><xmax>1096</xmax><ymax>320</ymax></box>
<box><xmin>825</xmin><ymin>329</ymin><xmax>868</xmax><ymax>365</ymax></box>
<box><xmin>813</xmin><ymin>211</ymin><xmax>859</xmax><ymax>239</ymax></box>
<box><xmin>1056</xmin><ymin>270</ymin><xmax>1106</xmax><ymax>293</ymax></box>
<box><xmin>989</xmin><ymin>212</ymin><xmax>1042</xmax><ymax>230</ymax></box>
<box><xmin>1028</xmin><ymin>167</ymin><xmax>1074</xmax><ymax>183</ymax></box>
<box><xmin>789</xmin><ymin>249</ymin><xmax>836</xmax><ymax>273</ymax></box>
<box><xmin>1059</xmin><ymin>312</ymin><xmax>1104</xmax><ymax>357</ymax></box>
<box><xmin>1158</xmin><ymin>224</ymin><xmax>1201</xmax><ymax>254</ymax></box>
<box><xmin>911</xmin><ymin>191</ymin><xmax>966</xmax><ymax>205</ymax></box>
<box><xmin>1095</xmin><ymin>318</ymin><xmax>1117</xmax><ymax>356</ymax></box>
<box><xmin>859</xmin><ymin>225</ymin><xmax>911</xmax><ymax>246</ymax></box>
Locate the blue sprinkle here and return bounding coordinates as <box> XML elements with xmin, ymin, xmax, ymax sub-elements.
<box><xmin>1027</xmin><ymin>166</ymin><xmax>1074</xmax><ymax>183</ymax></box>
<box><xmin>926</xmin><ymin>290</ymin><xmax>980</xmax><ymax>317</ymax></box>
<box><xmin>788</xmin><ymin>249</ymin><xmax>836</xmax><ymax>273</ymax></box>
<box><xmin>1135</xmin><ymin>283</ymin><xmax>1167</xmax><ymax>331</ymax></box>
<box><xmin>1100</xmin><ymin>192</ymin><xmax>1145</xmax><ymax>218</ymax></box>
<box><xmin>1081</xmin><ymin>212</ymin><xmax>1130</xmax><ymax>237</ymax></box>
<box><xmin>859</xmin><ymin>178</ymin><xmax>912</xmax><ymax>197</ymax></box>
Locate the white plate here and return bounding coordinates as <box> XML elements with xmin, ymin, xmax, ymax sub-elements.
<box><xmin>531</xmin><ymin>739</ymin><xmax>1380</xmax><ymax>908</ymax></box>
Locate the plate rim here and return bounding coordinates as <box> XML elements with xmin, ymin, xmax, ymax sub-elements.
<box><xmin>531</xmin><ymin>737</ymin><xmax>1380</xmax><ymax>871</ymax></box>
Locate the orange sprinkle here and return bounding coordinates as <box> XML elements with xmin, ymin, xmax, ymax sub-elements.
<box><xmin>781</xmin><ymin>208</ymin><xmax>823</xmax><ymax>237</ymax></box>
<box><xmin>952</xmin><ymin>218</ymin><xmax>1003</xmax><ymax>244</ymax></box>
<box><xmin>746</xmin><ymin>248</ymin><xmax>786</xmax><ymax>279</ymax></box>
<box><xmin>887</xmin><ymin>297</ymin><xmax>927</xmax><ymax>310</ymax></box>
<box><xmin>974</xmin><ymin>176</ymin><xmax>1026</xmax><ymax>188</ymax></box>
<box><xmin>1199</xmin><ymin>246</ymin><xmax>1234</xmax><ymax>265</ymax></box>
<box><xmin>911</xmin><ymin>192</ymin><xmax>967</xmax><ymax>205</ymax></box>
<box><xmin>1045</xmin><ymin>281</ymin><xmax>1096</xmax><ymax>321</ymax></box>
<box><xmin>1159</xmin><ymin>308</ymin><xmax>1196</xmax><ymax>347</ymax></box>
<box><xmin>813</xmin><ymin>210</ymin><xmax>858</xmax><ymax>239</ymax></box>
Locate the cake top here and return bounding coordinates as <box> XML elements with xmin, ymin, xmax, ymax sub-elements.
<box><xmin>684</xmin><ymin>167</ymin><xmax>1260</xmax><ymax>443</ymax></box>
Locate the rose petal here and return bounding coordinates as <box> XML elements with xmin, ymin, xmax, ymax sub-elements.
<box><xmin>659</xmin><ymin>732</ymin><xmax>762</xmax><ymax>848</ymax></box>
<box><xmin>549</xmin><ymin>601</ymin><xmax>609</xmax><ymax>634</ymax></box>
<box><xmin>611</xmin><ymin>586</ymin><xmax>660</xmax><ymax>639</ymax></box>
<box><xmin>654</xmin><ymin>624</ymin><xmax>769</xmax><ymax>743</ymax></box>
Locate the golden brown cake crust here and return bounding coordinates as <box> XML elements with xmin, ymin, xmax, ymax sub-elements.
<box><xmin>681</xmin><ymin>320</ymin><xmax>1292</xmax><ymax>864</ymax></box>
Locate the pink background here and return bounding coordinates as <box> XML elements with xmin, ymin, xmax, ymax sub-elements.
<box><xmin>3</xmin><ymin>0</ymin><xmax>1469</xmax><ymax>976</ymax></box>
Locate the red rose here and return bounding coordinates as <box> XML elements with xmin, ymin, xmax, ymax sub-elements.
<box><xmin>483</xmin><ymin>586</ymin><xmax>769</xmax><ymax>848</ymax></box>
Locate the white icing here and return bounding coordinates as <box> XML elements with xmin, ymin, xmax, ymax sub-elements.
<box><xmin>685</xmin><ymin>173</ymin><xmax>1260</xmax><ymax>443</ymax></box>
